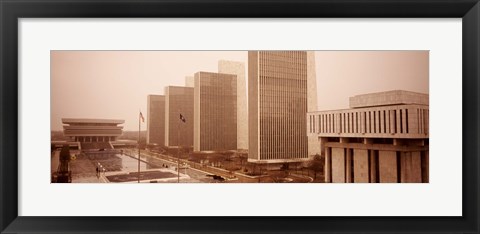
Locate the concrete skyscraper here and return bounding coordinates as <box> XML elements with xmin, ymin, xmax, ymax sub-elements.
<box><xmin>146</xmin><ymin>95</ymin><xmax>165</xmax><ymax>146</ymax></box>
<box><xmin>164</xmin><ymin>86</ymin><xmax>194</xmax><ymax>147</ymax></box>
<box><xmin>218</xmin><ymin>60</ymin><xmax>248</xmax><ymax>150</ymax></box>
<box><xmin>193</xmin><ymin>71</ymin><xmax>237</xmax><ymax>152</ymax></box>
<box><xmin>248</xmin><ymin>51</ymin><xmax>318</xmax><ymax>164</ymax></box>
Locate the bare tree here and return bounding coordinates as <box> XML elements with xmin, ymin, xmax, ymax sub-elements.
<box><xmin>308</xmin><ymin>154</ymin><xmax>324</xmax><ymax>180</ymax></box>
<box><xmin>208</xmin><ymin>153</ymin><xmax>225</xmax><ymax>167</ymax></box>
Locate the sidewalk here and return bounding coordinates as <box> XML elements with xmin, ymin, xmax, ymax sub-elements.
<box><xmin>72</xmin><ymin>175</ymin><xmax>107</xmax><ymax>183</ymax></box>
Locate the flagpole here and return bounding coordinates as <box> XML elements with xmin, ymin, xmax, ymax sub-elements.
<box><xmin>138</xmin><ymin>111</ymin><xmax>141</xmax><ymax>183</ymax></box>
<box><xmin>177</xmin><ymin>109</ymin><xmax>180</xmax><ymax>183</ymax></box>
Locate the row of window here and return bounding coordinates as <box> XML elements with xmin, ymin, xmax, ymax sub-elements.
<box><xmin>309</xmin><ymin>108</ymin><xmax>429</xmax><ymax>135</ymax></box>
<box><xmin>254</xmin><ymin>51</ymin><xmax>309</xmax><ymax>160</ymax></box>
<box><xmin>73</xmin><ymin>136</ymin><xmax>116</xmax><ymax>142</ymax></box>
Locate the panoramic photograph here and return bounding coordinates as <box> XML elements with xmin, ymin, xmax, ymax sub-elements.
<box><xmin>50</xmin><ymin>50</ymin><xmax>429</xmax><ymax>183</ymax></box>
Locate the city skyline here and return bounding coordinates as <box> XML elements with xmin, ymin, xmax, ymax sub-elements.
<box><xmin>51</xmin><ymin>51</ymin><xmax>429</xmax><ymax>131</ymax></box>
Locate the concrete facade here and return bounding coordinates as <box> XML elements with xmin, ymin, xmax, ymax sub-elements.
<box><xmin>164</xmin><ymin>86</ymin><xmax>194</xmax><ymax>147</ymax></box>
<box><xmin>331</xmin><ymin>148</ymin><xmax>345</xmax><ymax>183</ymax></box>
<box><xmin>146</xmin><ymin>95</ymin><xmax>165</xmax><ymax>146</ymax></box>
<box><xmin>218</xmin><ymin>60</ymin><xmax>248</xmax><ymax>150</ymax></box>
<box><xmin>349</xmin><ymin>90</ymin><xmax>429</xmax><ymax>109</ymax></box>
<box><xmin>306</xmin><ymin>51</ymin><xmax>321</xmax><ymax>157</ymax></box>
<box><xmin>193</xmin><ymin>71</ymin><xmax>237</xmax><ymax>151</ymax></box>
<box><xmin>248</xmin><ymin>51</ymin><xmax>318</xmax><ymax>164</ymax></box>
<box><xmin>378</xmin><ymin>151</ymin><xmax>397</xmax><ymax>183</ymax></box>
<box><xmin>308</xmin><ymin>90</ymin><xmax>429</xmax><ymax>183</ymax></box>
<box><xmin>353</xmin><ymin>149</ymin><xmax>369</xmax><ymax>183</ymax></box>
<box><xmin>400</xmin><ymin>151</ymin><xmax>422</xmax><ymax>183</ymax></box>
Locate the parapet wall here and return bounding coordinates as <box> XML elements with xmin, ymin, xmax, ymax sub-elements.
<box><xmin>349</xmin><ymin>90</ymin><xmax>428</xmax><ymax>108</ymax></box>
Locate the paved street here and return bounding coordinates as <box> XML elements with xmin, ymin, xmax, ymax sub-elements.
<box><xmin>125</xmin><ymin>149</ymin><xmax>218</xmax><ymax>183</ymax></box>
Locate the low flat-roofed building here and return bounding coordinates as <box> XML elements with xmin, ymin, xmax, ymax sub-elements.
<box><xmin>307</xmin><ymin>90</ymin><xmax>429</xmax><ymax>183</ymax></box>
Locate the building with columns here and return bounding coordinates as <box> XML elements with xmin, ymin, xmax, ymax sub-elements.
<box><xmin>62</xmin><ymin>118</ymin><xmax>125</xmax><ymax>150</ymax></box>
<box><xmin>307</xmin><ymin>90</ymin><xmax>429</xmax><ymax>183</ymax></box>
<box><xmin>62</xmin><ymin>118</ymin><xmax>124</xmax><ymax>143</ymax></box>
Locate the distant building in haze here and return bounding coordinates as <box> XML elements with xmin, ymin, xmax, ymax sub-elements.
<box><xmin>164</xmin><ymin>86</ymin><xmax>194</xmax><ymax>147</ymax></box>
<box><xmin>185</xmin><ymin>76</ymin><xmax>194</xmax><ymax>87</ymax></box>
<box><xmin>218</xmin><ymin>60</ymin><xmax>248</xmax><ymax>150</ymax></box>
<box><xmin>146</xmin><ymin>95</ymin><xmax>165</xmax><ymax>146</ymax></box>
<box><xmin>193</xmin><ymin>71</ymin><xmax>237</xmax><ymax>151</ymax></box>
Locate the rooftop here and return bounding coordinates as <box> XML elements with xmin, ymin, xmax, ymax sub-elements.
<box><xmin>62</xmin><ymin>118</ymin><xmax>125</xmax><ymax>125</ymax></box>
<box><xmin>349</xmin><ymin>90</ymin><xmax>428</xmax><ymax>109</ymax></box>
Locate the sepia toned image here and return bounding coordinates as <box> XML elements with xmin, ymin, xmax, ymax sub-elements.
<box><xmin>50</xmin><ymin>50</ymin><xmax>429</xmax><ymax>183</ymax></box>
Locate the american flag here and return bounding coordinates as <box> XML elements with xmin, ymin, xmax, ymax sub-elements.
<box><xmin>139</xmin><ymin>111</ymin><xmax>145</xmax><ymax>123</ymax></box>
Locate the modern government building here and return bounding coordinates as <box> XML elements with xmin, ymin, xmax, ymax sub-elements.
<box><xmin>146</xmin><ymin>95</ymin><xmax>165</xmax><ymax>146</ymax></box>
<box><xmin>307</xmin><ymin>90</ymin><xmax>429</xmax><ymax>183</ymax></box>
<box><xmin>141</xmin><ymin>52</ymin><xmax>429</xmax><ymax>182</ymax></box>
<box><xmin>56</xmin><ymin>51</ymin><xmax>429</xmax><ymax>184</ymax></box>
<box><xmin>193</xmin><ymin>71</ymin><xmax>237</xmax><ymax>151</ymax></box>
<box><xmin>147</xmin><ymin>60</ymin><xmax>247</xmax><ymax>152</ymax></box>
<box><xmin>164</xmin><ymin>86</ymin><xmax>194</xmax><ymax>148</ymax></box>
<box><xmin>247</xmin><ymin>51</ymin><xmax>319</xmax><ymax>164</ymax></box>
<box><xmin>61</xmin><ymin>118</ymin><xmax>125</xmax><ymax>150</ymax></box>
<box><xmin>218</xmin><ymin>60</ymin><xmax>248</xmax><ymax>150</ymax></box>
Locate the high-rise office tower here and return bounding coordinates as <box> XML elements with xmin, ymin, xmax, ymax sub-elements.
<box><xmin>164</xmin><ymin>86</ymin><xmax>194</xmax><ymax>147</ymax></box>
<box><xmin>146</xmin><ymin>95</ymin><xmax>165</xmax><ymax>146</ymax></box>
<box><xmin>218</xmin><ymin>60</ymin><xmax>248</xmax><ymax>150</ymax></box>
<box><xmin>248</xmin><ymin>51</ymin><xmax>318</xmax><ymax>163</ymax></box>
<box><xmin>193</xmin><ymin>71</ymin><xmax>237</xmax><ymax>151</ymax></box>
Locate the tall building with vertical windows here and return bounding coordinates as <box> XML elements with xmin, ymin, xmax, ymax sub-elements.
<box><xmin>146</xmin><ymin>95</ymin><xmax>165</xmax><ymax>146</ymax></box>
<box><xmin>193</xmin><ymin>71</ymin><xmax>237</xmax><ymax>151</ymax></box>
<box><xmin>248</xmin><ymin>51</ymin><xmax>318</xmax><ymax>163</ymax></box>
<box><xmin>307</xmin><ymin>90</ymin><xmax>429</xmax><ymax>183</ymax></box>
<box><xmin>218</xmin><ymin>60</ymin><xmax>248</xmax><ymax>150</ymax></box>
<box><xmin>164</xmin><ymin>86</ymin><xmax>194</xmax><ymax>147</ymax></box>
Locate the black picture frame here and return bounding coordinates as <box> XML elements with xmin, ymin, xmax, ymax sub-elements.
<box><xmin>1</xmin><ymin>0</ymin><xmax>479</xmax><ymax>233</ymax></box>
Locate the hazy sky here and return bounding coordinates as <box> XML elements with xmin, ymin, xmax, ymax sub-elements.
<box><xmin>51</xmin><ymin>51</ymin><xmax>428</xmax><ymax>131</ymax></box>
